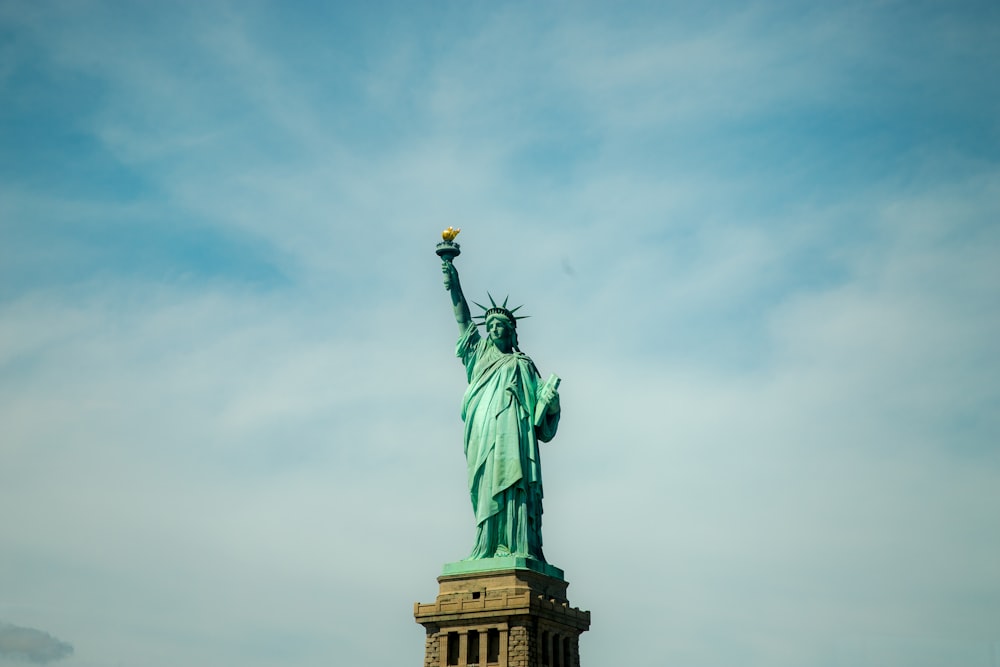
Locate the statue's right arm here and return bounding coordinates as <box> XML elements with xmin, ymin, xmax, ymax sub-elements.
<box><xmin>443</xmin><ymin>261</ymin><xmax>473</xmax><ymax>334</ymax></box>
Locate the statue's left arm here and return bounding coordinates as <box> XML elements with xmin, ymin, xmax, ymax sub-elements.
<box><xmin>535</xmin><ymin>377</ymin><xmax>561</xmax><ymax>442</ymax></box>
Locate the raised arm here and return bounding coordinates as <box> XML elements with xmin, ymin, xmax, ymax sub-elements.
<box><xmin>443</xmin><ymin>261</ymin><xmax>473</xmax><ymax>334</ymax></box>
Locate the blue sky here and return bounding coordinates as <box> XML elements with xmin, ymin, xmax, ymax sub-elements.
<box><xmin>2</xmin><ymin>1</ymin><xmax>999</xmax><ymax>666</ymax></box>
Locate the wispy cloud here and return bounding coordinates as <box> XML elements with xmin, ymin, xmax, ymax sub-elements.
<box><xmin>1</xmin><ymin>1</ymin><xmax>998</xmax><ymax>666</ymax></box>
<box><xmin>0</xmin><ymin>623</ymin><xmax>72</xmax><ymax>664</ymax></box>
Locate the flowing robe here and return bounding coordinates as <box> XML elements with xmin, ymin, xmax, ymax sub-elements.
<box><xmin>457</xmin><ymin>323</ymin><xmax>560</xmax><ymax>560</ymax></box>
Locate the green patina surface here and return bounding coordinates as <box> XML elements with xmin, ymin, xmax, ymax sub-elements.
<box><xmin>439</xmin><ymin>233</ymin><xmax>563</xmax><ymax>568</ymax></box>
<box><xmin>441</xmin><ymin>556</ymin><xmax>565</xmax><ymax>580</ymax></box>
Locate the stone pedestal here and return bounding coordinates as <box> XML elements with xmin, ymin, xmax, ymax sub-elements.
<box><xmin>414</xmin><ymin>564</ymin><xmax>590</xmax><ymax>667</ymax></box>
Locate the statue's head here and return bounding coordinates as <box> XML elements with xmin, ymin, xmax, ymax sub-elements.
<box><xmin>475</xmin><ymin>294</ymin><xmax>527</xmax><ymax>353</ymax></box>
<box><xmin>486</xmin><ymin>312</ymin><xmax>517</xmax><ymax>352</ymax></box>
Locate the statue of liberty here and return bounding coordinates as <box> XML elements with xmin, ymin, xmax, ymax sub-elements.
<box><xmin>438</xmin><ymin>229</ymin><xmax>561</xmax><ymax>562</ymax></box>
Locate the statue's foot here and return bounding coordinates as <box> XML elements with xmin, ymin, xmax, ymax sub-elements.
<box><xmin>493</xmin><ymin>545</ymin><xmax>512</xmax><ymax>558</ymax></box>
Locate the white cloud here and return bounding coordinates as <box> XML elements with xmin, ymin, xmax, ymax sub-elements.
<box><xmin>0</xmin><ymin>623</ymin><xmax>73</xmax><ymax>664</ymax></box>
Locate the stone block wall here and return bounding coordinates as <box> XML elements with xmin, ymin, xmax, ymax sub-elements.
<box><xmin>507</xmin><ymin>624</ymin><xmax>529</xmax><ymax>667</ymax></box>
<box><xmin>424</xmin><ymin>631</ymin><xmax>440</xmax><ymax>667</ymax></box>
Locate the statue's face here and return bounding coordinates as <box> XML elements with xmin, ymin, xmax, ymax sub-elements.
<box><xmin>487</xmin><ymin>316</ymin><xmax>514</xmax><ymax>351</ymax></box>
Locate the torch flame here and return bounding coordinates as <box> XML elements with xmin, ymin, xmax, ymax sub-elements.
<box><xmin>442</xmin><ymin>227</ymin><xmax>461</xmax><ymax>242</ymax></box>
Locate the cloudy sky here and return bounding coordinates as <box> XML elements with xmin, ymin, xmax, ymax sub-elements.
<box><xmin>2</xmin><ymin>1</ymin><xmax>999</xmax><ymax>666</ymax></box>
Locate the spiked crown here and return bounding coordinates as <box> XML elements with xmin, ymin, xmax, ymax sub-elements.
<box><xmin>472</xmin><ymin>293</ymin><xmax>529</xmax><ymax>329</ymax></box>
